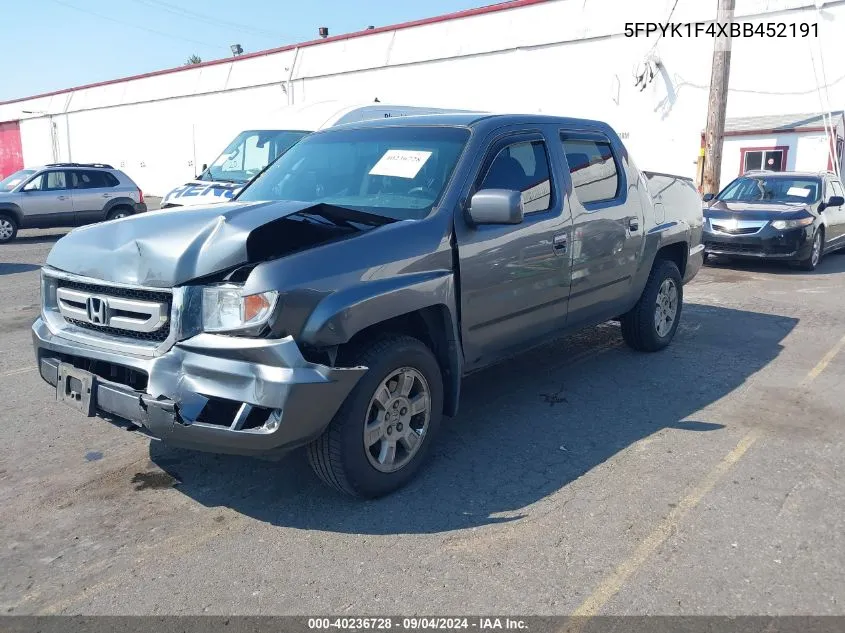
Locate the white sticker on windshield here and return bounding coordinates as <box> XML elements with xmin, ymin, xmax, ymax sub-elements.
<box><xmin>787</xmin><ymin>187</ymin><xmax>811</xmax><ymax>197</ymax></box>
<box><xmin>369</xmin><ymin>150</ymin><xmax>432</xmax><ymax>179</ymax></box>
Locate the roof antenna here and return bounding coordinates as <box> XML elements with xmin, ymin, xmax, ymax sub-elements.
<box><xmin>374</xmin><ymin>97</ymin><xmax>380</xmax><ymax>103</ymax></box>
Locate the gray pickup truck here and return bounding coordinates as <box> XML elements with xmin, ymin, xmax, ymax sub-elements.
<box><xmin>32</xmin><ymin>113</ymin><xmax>704</xmax><ymax>498</ymax></box>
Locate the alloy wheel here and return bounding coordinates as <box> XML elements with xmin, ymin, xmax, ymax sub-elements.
<box><xmin>654</xmin><ymin>278</ymin><xmax>678</xmax><ymax>338</ymax></box>
<box><xmin>363</xmin><ymin>367</ymin><xmax>431</xmax><ymax>473</ymax></box>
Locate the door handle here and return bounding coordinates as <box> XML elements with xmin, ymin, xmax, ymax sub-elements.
<box><xmin>57</xmin><ymin>195</ymin><xmax>69</xmax><ymax>200</ymax></box>
<box><xmin>553</xmin><ymin>233</ymin><xmax>567</xmax><ymax>254</ymax></box>
<box><xmin>102</xmin><ymin>193</ymin><xmax>112</xmax><ymax>198</ymax></box>
<box><xmin>628</xmin><ymin>218</ymin><xmax>639</xmax><ymax>232</ymax></box>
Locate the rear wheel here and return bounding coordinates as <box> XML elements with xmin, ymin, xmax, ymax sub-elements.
<box><xmin>620</xmin><ymin>259</ymin><xmax>683</xmax><ymax>352</ymax></box>
<box><xmin>307</xmin><ymin>334</ymin><xmax>443</xmax><ymax>498</ymax></box>
<box><xmin>0</xmin><ymin>215</ymin><xmax>18</xmax><ymax>243</ymax></box>
<box><xmin>797</xmin><ymin>228</ymin><xmax>823</xmax><ymax>271</ymax></box>
<box><xmin>107</xmin><ymin>207</ymin><xmax>132</xmax><ymax>221</ymax></box>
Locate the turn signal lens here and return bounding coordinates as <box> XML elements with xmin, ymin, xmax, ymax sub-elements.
<box><xmin>202</xmin><ymin>284</ymin><xmax>278</xmax><ymax>333</ymax></box>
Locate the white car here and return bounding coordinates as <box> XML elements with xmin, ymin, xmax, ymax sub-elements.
<box><xmin>160</xmin><ymin>100</ymin><xmax>477</xmax><ymax>209</ymax></box>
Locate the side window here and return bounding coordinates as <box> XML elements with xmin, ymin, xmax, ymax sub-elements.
<box><xmin>244</xmin><ymin>134</ymin><xmax>271</xmax><ymax>172</ymax></box>
<box><xmin>74</xmin><ymin>171</ymin><xmax>114</xmax><ymax>189</ymax></box>
<box><xmin>22</xmin><ymin>174</ymin><xmax>45</xmax><ymax>191</ymax></box>
<box><xmin>560</xmin><ymin>136</ymin><xmax>620</xmax><ymax>205</ymax></box>
<box><xmin>831</xmin><ymin>180</ymin><xmax>844</xmax><ymax>200</ymax></box>
<box><xmin>44</xmin><ymin>171</ymin><xmax>68</xmax><ymax>191</ymax></box>
<box><xmin>480</xmin><ymin>140</ymin><xmax>552</xmax><ymax>213</ymax></box>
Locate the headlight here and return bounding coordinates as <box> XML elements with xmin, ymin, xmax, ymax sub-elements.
<box><xmin>771</xmin><ymin>217</ymin><xmax>814</xmax><ymax>230</ymax></box>
<box><xmin>202</xmin><ymin>284</ymin><xmax>278</xmax><ymax>334</ymax></box>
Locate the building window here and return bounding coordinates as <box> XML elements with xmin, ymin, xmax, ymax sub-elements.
<box><xmin>740</xmin><ymin>146</ymin><xmax>789</xmax><ymax>174</ymax></box>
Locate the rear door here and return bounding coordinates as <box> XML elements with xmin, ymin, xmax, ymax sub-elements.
<box><xmin>19</xmin><ymin>170</ymin><xmax>74</xmax><ymax>227</ymax></box>
<box><xmin>70</xmin><ymin>170</ymin><xmax>117</xmax><ymax>224</ymax></box>
<box><xmin>454</xmin><ymin>127</ymin><xmax>573</xmax><ymax>371</ymax></box>
<box><xmin>559</xmin><ymin>129</ymin><xmax>644</xmax><ymax>328</ymax></box>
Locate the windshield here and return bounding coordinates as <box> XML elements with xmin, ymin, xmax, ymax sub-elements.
<box><xmin>0</xmin><ymin>169</ymin><xmax>35</xmax><ymax>192</ymax></box>
<box><xmin>200</xmin><ymin>130</ymin><xmax>310</xmax><ymax>183</ymax></box>
<box><xmin>718</xmin><ymin>176</ymin><xmax>822</xmax><ymax>204</ymax></box>
<box><xmin>236</xmin><ymin>126</ymin><xmax>471</xmax><ymax>221</ymax></box>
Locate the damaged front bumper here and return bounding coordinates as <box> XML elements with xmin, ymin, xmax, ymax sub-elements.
<box><xmin>32</xmin><ymin>317</ymin><xmax>367</xmax><ymax>458</ymax></box>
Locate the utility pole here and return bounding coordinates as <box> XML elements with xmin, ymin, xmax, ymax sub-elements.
<box><xmin>702</xmin><ymin>0</ymin><xmax>735</xmax><ymax>195</ymax></box>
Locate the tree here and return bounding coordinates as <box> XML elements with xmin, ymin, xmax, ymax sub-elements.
<box><xmin>184</xmin><ymin>54</ymin><xmax>202</xmax><ymax>65</ymax></box>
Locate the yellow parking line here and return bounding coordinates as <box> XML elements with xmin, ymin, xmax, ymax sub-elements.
<box><xmin>800</xmin><ymin>332</ymin><xmax>845</xmax><ymax>387</ymax></box>
<box><xmin>570</xmin><ymin>428</ymin><xmax>761</xmax><ymax>620</ymax></box>
<box><xmin>569</xmin><ymin>330</ymin><xmax>845</xmax><ymax>622</ymax></box>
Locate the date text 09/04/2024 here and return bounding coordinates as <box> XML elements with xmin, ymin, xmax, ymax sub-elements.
<box><xmin>307</xmin><ymin>618</ymin><xmax>529</xmax><ymax>630</ymax></box>
<box><xmin>625</xmin><ymin>22</ymin><xmax>818</xmax><ymax>38</ymax></box>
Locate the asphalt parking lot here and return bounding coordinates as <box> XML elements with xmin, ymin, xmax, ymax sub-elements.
<box><xmin>1</xmin><ymin>222</ymin><xmax>844</xmax><ymax>616</ymax></box>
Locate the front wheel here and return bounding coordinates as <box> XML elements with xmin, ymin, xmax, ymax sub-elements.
<box><xmin>0</xmin><ymin>214</ymin><xmax>18</xmax><ymax>243</ymax></box>
<box><xmin>307</xmin><ymin>334</ymin><xmax>444</xmax><ymax>498</ymax></box>
<box><xmin>620</xmin><ymin>259</ymin><xmax>683</xmax><ymax>352</ymax></box>
<box><xmin>797</xmin><ymin>228</ymin><xmax>823</xmax><ymax>271</ymax></box>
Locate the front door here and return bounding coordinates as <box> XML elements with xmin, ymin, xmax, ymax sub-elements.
<box><xmin>825</xmin><ymin>178</ymin><xmax>845</xmax><ymax>245</ymax></box>
<box><xmin>560</xmin><ymin>129</ymin><xmax>645</xmax><ymax>328</ymax></box>
<box><xmin>454</xmin><ymin>128</ymin><xmax>573</xmax><ymax>372</ymax></box>
<box><xmin>19</xmin><ymin>170</ymin><xmax>74</xmax><ymax>228</ymax></box>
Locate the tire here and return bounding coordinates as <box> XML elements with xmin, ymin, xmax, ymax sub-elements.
<box><xmin>307</xmin><ymin>334</ymin><xmax>444</xmax><ymax>498</ymax></box>
<box><xmin>107</xmin><ymin>207</ymin><xmax>132</xmax><ymax>221</ymax></box>
<box><xmin>702</xmin><ymin>252</ymin><xmax>709</xmax><ymax>265</ymax></box>
<box><xmin>0</xmin><ymin>214</ymin><xmax>18</xmax><ymax>243</ymax></box>
<box><xmin>620</xmin><ymin>258</ymin><xmax>683</xmax><ymax>352</ymax></box>
<box><xmin>797</xmin><ymin>228</ymin><xmax>823</xmax><ymax>271</ymax></box>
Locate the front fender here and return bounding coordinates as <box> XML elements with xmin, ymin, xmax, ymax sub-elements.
<box><xmin>0</xmin><ymin>203</ymin><xmax>23</xmax><ymax>225</ymax></box>
<box><xmin>300</xmin><ymin>270</ymin><xmax>456</xmax><ymax>347</ymax></box>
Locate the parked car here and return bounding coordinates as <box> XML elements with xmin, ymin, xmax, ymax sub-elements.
<box><xmin>32</xmin><ymin>113</ymin><xmax>703</xmax><ymax>498</ymax></box>
<box><xmin>702</xmin><ymin>170</ymin><xmax>845</xmax><ymax>270</ymax></box>
<box><xmin>160</xmin><ymin>100</ymin><xmax>479</xmax><ymax>209</ymax></box>
<box><xmin>0</xmin><ymin>163</ymin><xmax>146</xmax><ymax>243</ymax></box>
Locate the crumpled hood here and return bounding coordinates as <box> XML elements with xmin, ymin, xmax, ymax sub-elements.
<box><xmin>45</xmin><ymin>199</ymin><xmax>341</xmax><ymax>287</ymax></box>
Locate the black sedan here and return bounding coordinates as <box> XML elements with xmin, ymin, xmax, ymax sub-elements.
<box><xmin>702</xmin><ymin>171</ymin><xmax>845</xmax><ymax>271</ymax></box>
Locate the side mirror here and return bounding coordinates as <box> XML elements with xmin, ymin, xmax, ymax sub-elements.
<box><xmin>702</xmin><ymin>193</ymin><xmax>715</xmax><ymax>202</ymax></box>
<box><xmin>467</xmin><ymin>189</ymin><xmax>524</xmax><ymax>225</ymax></box>
<box><xmin>827</xmin><ymin>195</ymin><xmax>844</xmax><ymax>207</ymax></box>
<box><xmin>202</xmin><ymin>163</ymin><xmax>208</xmax><ymax>171</ymax></box>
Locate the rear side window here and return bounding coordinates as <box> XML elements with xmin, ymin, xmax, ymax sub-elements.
<box><xmin>480</xmin><ymin>140</ymin><xmax>552</xmax><ymax>214</ymax></box>
<box><xmin>831</xmin><ymin>180</ymin><xmax>844</xmax><ymax>199</ymax></box>
<box><xmin>73</xmin><ymin>171</ymin><xmax>119</xmax><ymax>189</ymax></box>
<box><xmin>560</xmin><ymin>136</ymin><xmax>620</xmax><ymax>205</ymax></box>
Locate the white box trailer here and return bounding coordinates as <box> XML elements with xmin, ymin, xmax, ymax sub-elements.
<box><xmin>160</xmin><ymin>100</ymin><xmax>476</xmax><ymax>208</ymax></box>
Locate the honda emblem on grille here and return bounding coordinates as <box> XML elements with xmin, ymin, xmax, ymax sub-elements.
<box><xmin>86</xmin><ymin>296</ymin><xmax>108</xmax><ymax>325</ymax></box>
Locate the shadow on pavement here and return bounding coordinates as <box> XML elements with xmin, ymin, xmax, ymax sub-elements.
<box><xmin>150</xmin><ymin>303</ymin><xmax>797</xmax><ymax>534</ymax></box>
<box><xmin>0</xmin><ymin>263</ymin><xmax>41</xmax><ymax>275</ymax></box>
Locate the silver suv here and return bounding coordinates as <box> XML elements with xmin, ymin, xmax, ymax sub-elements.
<box><xmin>0</xmin><ymin>163</ymin><xmax>147</xmax><ymax>243</ymax></box>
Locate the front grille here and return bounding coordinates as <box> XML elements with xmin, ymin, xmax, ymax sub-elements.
<box><xmin>705</xmin><ymin>241</ymin><xmax>763</xmax><ymax>254</ymax></box>
<box><xmin>711</xmin><ymin>225</ymin><xmax>761</xmax><ymax>235</ymax></box>
<box><xmin>56</xmin><ymin>279</ymin><xmax>172</xmax><ymax>342</ymax></box>
<box><xmin>66</xmin><ymin>318</ymin><xmax>171</xmax><ymax>342</ymax></box>
<box><xmin>57</xmin><ymin>279</ymin><xmax>170</xmax><ymax>303</ymax></box>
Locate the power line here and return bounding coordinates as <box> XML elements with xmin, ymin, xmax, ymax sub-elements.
<box><xmin>46</xmin><ymin>0</ymin><xmax>227</xmax><ymax>52</ymax></box>
<box><xmin>127</xmin><ymin>0</ymin><xmax>295</xmax><ymax>42</ymax></box>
